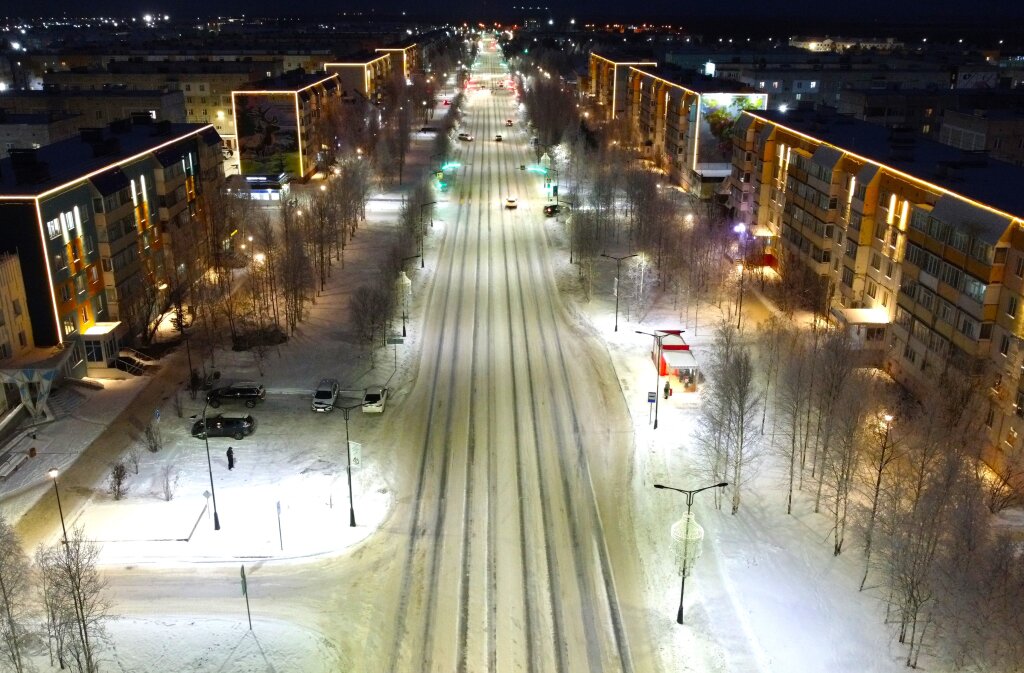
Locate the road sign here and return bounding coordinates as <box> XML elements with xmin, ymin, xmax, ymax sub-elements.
<box><xmin>648</xmin><ymin>392</ymin><xmax>657</xmax><ymax>404</ymax></box>
<box><xmin>386</xmin><ymin>336</ymin><xmax>404</xmax><ymax>345</ymax></box>
<box><xmin>349</xmin><ymin>441</ymin><xmax>362</xmax><ymax>468</ymax></box>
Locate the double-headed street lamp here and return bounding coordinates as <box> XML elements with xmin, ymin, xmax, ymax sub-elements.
<box><xmin>47</xmin><ymin>468</ymin><xmax>68</xmax><ymax>544</ymax></box>
<box><xmin>601</xmin><ymin>253</ymin><xmax>637</xmax><ymax>332</ymax></box>
<box><xmin>654</xmin><ymin>481</ymin><xmax>728</xmax><ymax>624</ymax></box>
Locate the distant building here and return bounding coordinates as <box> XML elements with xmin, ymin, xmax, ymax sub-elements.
<box><xmin>940</xmin><ymin>109</ymin><xmax>1024</xmax><ymax>167</ymax></box>
<box><xmin>0</xmin><ymin>89</ymin><xmax>185</xmax><ymax>128</ymax></box>
<box><xmin>375</xmin><ymin>43</ymin><xmax>422</xmax><ymax>78</ymax></box>
<box><xmin>789</xmin><ymin>36</ymin><xmax>903</xmax><ymax>53</ymax></box>
<box><xmin>588</xmin><ymin>52</ymin><xmax>658</xmax><ymax>122</ymax></box>
<box><xmin>44</xmin><ymin>60</ymin><xmax>284</xmax><ymax>152</ymax></box>
<box><xmin>0</xmin><ymin>117</ymin><xmax>223</xmax><ymax>376</ymax></box>
<box><xmin>232</xmin><ymin>70</ymin><xmax>340</xmax><ymax>180</ymax></box>
<box><xmin>325</xmin><ymin>53</ymin><xmax>394</xmax><ymax>104</ymax></box>
<box><xmin>0</xmin><ymin>111</ymin><xmax>82</xmax><ymax>159</ymax></box>
<box><xmin>727</xmin><ymin>105</ymin><xmax>1024</xmax><ymax>475</ymax></box>
<box><xmin>625</xmin><ymin>66</ymin><xmax>766</xmax><ymax>197</ymax></box>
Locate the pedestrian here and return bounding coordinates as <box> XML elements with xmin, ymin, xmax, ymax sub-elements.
<box><xmin>227</xmin><ymin>446</ymin><xmax>235</xmax><ymax>470</ymax></box>
<box><xmin>664</xmin><ymin>380</ymin><xmax>671</xmax><ymax>399</ymax></box>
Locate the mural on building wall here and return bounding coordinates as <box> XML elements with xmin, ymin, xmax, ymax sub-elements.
<box><xmin>698</xmin><ymin>93</ymin><xmax>768</xmax><ymax>164</ymax></box>
<box><xmin>236</xmin><ymin>94</ymin><xmax>300</xmax><ymax>176</ymax></box>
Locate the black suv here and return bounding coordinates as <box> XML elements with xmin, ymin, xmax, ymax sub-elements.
<box><xmin>206</xmin><ymin>381</ymin><xmax>266</xmax><ymax>408</ymax></box>
<box><xmin>543</xmin><ymin>204</ymin><xmax>561</xmax><ymax>217</ymax></box>
<box><xmin>191</xmin><ymin>414</ymin><xmax>256</xmax><ymax>440</ymax></box>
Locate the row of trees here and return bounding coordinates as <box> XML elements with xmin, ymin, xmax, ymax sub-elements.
<box><xmin>0</xmin><ymin>515</ymin><xmax>107</xmax><ymax>673</ymax></box>
<box><xmin>693</xmin><ymin>314</ymin><xmax>1024</xmax><ymax>669</ymax></box>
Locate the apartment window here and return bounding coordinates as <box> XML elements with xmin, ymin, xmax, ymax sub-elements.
<box><xmin>881</xmin><ymin>291</ymin><xmax>889</xmax><ymax>308</ymax></box>
<box><xmin>1016</xmin><ymin>256</ymin><xmax>1024</xmax><ymax>277</ymax></box>
<box><xmin>60</xmin><ymin>284</ymin><xmax>72</xmax><ymax>302</ymax></box>
<box><xmin>46</xmin><ymin>218</ymin><xmax>61</xmax><ymax>239</ymax></box>
<box><xmin>842</xmin><ymin>266</ymin><xmax>855</xmax><ymax>287</ymax></box>
<box><xmin>101</xmin><ymin>258</ymin><xmax>112</xmax><ymax>272</ymax></box>
<box><xmin>81</xmin><ymin>305</ymin><xmax>89</xmax><ymax>323</ymax></box>
<box><xmin>12</xmin><ymin>299</ymin><xmax>21</xmax><ymax>316</ymax></box>
<box><xmin>0</xmin><ymin>342</ymin><xmax>9</xmax><ymax>359</ymax></box>
<box><xmin>1009</xmin><ymin>295</ymin><xmax>1019</xmax><ymax>318</ymax></box>
<box><xmin>74</xmin><ymin>275</ymin><xmax>86</xmax><ymax>295</ymax></box>
<box><xmin>62</xmin><ymin>316</ymin><xmax>76</xmax><ymax>336</ymax></box>
<box><xmin>904</xmin><ymin>344</ymin><xmax>918</xmax><ymax>364</ymax></box>
<box><xmin>985</xmin><ymin>407</ymin><xmax>994</xmax><ymax>427</ymax></box>
<box><xmin>54</xmin><ymin>251</ymin><xmax>67</xmax><ymax>270</ymax></box>
<box><xmin>870</xmin><ymin>253</ymin><xmax>881</xmax><ymax>270</ymax></box>
<box><xmin>866</xmin><ymin>280</ymin><xmax>878</xmax><ymax>298</ymax></box>
<box><xmin>1017</xmin><ymin>394</ymin><xmax>1024</xmax><ymax>419</ymax></box>
<box><xmin>810</xmin><ymin>81</ymin><xmax>817</xmax><ymax>89</ymax></box>
<box><xmin>1001</xmin><ymin>334</ymin><xmax>1012</xmax><ymax>356</ymax></box>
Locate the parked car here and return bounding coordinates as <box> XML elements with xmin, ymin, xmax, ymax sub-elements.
<box><xmin>505</xmin><ymin>197</ymin><xmax>518</xmax><ymax>209</ymax></box>
<box><xmin>457</xmin><ymin>132</ymin><xmax>474</xmax><ymax>141</ymax></box>
<box><xmin>207</xmin><ymin>381</ymin><xmax>266</xmax><ymax>408</ymax></box>
<box><xmin>494</xmin><ymin>134</ymin><xmax>502</xmax><ymax>141</ymax></box>
<box><xmin>362</xmin><ymin>386</ymin><xmax>388</xmax><ymax>414</ymax></box>
<box><xmin>505</xmin><ymin>119</ymin><xmax>513</xmax><ymax>127</ymax></box>
<box><xmin>312</xmin><ymin>378</ymin><xmax>340</xmax><ymax>412</ymax></box>
<box><xmin>192</xmin><ymin>414</ymin><xmax>256</xmax><ymax>440</ymax></box>
<box><xmin>543</xmin><ymin>204</ymin><xmax>561</xmax><ymax>217</ymax></box>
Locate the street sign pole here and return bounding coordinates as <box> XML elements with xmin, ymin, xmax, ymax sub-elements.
<box><xmin>276</xmin><ymin>500</ymin><xmax>283</xmax><ymax>551</ymax></box>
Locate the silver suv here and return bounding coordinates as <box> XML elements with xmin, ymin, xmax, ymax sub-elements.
<box><xmin>312</xmin><ymin>378</ymin><xmax>339</xmax><ymax>412</ymax></box>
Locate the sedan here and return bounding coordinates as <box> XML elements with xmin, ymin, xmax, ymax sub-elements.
<box><xmin>505</xmin><ymin>197</ymin><xmax>518</xmax><ymax>209</ymax></box>
<box><xmin>362</xmin><ymin>386</ymin><xmax>388</xmax><ymax>414</ymax></box>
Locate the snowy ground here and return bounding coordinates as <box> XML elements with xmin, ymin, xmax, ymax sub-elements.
<box><xmin>0</xmin><ymin>39</ymin><xmax>987</xmax><ymax>673</ymax></box>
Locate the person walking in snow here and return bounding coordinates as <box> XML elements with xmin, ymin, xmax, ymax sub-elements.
<box><xmin>227</xmin><ymin>446</ymin><xmax>235</xmax><ymax>470</ymax></box>
<box><xmin>664</xmin><ymin>380</ymin><xmax>671</xmax><ymax>399</ymax></box>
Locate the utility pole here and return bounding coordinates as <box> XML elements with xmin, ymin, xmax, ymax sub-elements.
<box><xmin>601</xmin><ymin>253</ymin><xmax>637</xmax><ymax>331</ymax></box>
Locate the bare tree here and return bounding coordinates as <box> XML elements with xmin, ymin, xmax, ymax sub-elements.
<box><xmin>859</xmin><ymin>410</ymin><xmax>902</xmax><ymax>590</ymax></box>
<box><xmin>108</xmin><ymin>461</ymin><xmax>128</xmax><ymax>500</ymax></box>
<box><xmin>349</xmin><ymin>284</ymin><xmax>395</xmax><ymax>367</ymax></box>
<box><xmin>774</xmin><ymin>328</ymin><xmax>812</xmax><ymax>514</ymax></box>
<box><xmin>36</xmin><ymin>528</ymin><xmax>108</xmax><ymax>673</ymax></box>
<box><xmin>723</xmin><ymin>345</ymin><xmax>762</xmax><ymax>514</ymax></box>
<box><xmin>823</xmin><ymin>372</ymin><xmax>873</xmax><ymax>555</ymax></box>
<box><xmin>0</xmin><ymin>514</ymin><xmax>32</xmax><ymax>673</ymax></box>
<box><xmin>160</xmin><ymin>464</ymin><xmax>179</xmax><ymax>502</ymax></box>
<box><xmin>126</xmin><ymin>444</ymin><xmax>141</xmax><ymax>475</ymax></box>
<box><xmin>143</xmin><ymin>421</ymin><xmax>162</xmax><ymax>453</ymax></box>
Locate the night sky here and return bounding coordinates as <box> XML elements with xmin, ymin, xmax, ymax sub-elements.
<box><xmin>4</xmin><ymin>0</ymin><xmax>1023</xmax><ymax>36</ymax></box>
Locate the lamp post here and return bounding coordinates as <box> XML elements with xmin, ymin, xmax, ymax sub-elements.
<box><xmin>601</xmin><ymin>253</ymin><xmax>637</xmax><ymax>332</ymax></box>
<box><xmin>200</xmin><ymin>398</ymin><xmax>221</xmax><ymax>530</ymax></box>
<box><xmin>47</xmin><ymin>468</ymin><xmax>68</xmax><ymax>544</ymax></box>
<box><xmin>338</xmin><ymin>403</ymin><xmax>366</xmax><ymax>527</ymax></box>
<box><xmin>419</xmin><ymin>201</ymin><xmax>437</xmax><ymax>268</ymax></box>
<box><xmin>734</xmin><ymin>223</ymin><xmax>747</xmax><ymax>331</ymax></box>
<box><xmin>654</xmin><ymin>481</ymin><xmax>728</xmax><ymax>624</ymax></box>
<box><xmin>399</xmin><ymin>256</ymin><xmax>418</xmax><ymax>336</ymax></box>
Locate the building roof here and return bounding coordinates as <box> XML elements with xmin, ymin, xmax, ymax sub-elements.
<box><xmin>0</xmin><ymin>110</ymin><xmax>81</xmax><ymax>125</ymax></box>
<box><xmin>0</xmin><ymin>89</ymin><xmax>178</xmax><ymax>99</ymax></box>
<box><xmin>751</xmin><ymin>106</ymin><xmax>1024</xmax><ymax>221</ymax></box>
<box><xmin>243</xmin><ymin>69</ymin><xmax>337</xmax><ymax>92</ymax></box>
<box><xmin>0</xmin><ymin>119</ymin><xmax>217</xmax><ymax>198</ymax></box>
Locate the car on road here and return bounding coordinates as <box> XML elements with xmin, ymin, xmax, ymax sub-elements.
<box><xmin>362</xmin><ymin>386</ymin><xmax>388</xmax><ymax>414</ymax></box>
<box><xmin>192</xmin><ymin>414</ymin><xmax>256</xmax><ymax>440</ymax></box>
<box><xmin>543</xmin><ymin>203</ymin><xmax>561</xmax><ymax>217</ymax></box>
<box><xmin>506</xmin><ymin>119</ymin><xmax>513</xmax><ymax>127</ymax></box>
<box><xmin>312</xmin><ymin>378</ymin><xmax>340</xmax><ymax>412</ymax></box>
<box><xmin>207</xmin><ymin>381</ymin><xmax>266</xmax><ymax>408</ymax></box>
<box><xmin>494</xmin><ymin>134</ymin><xmax>502</xmax><ymax>141</ymax></box>
<box><xmin>457</xmin><ymin>132</ymin><xmax>474</xmax><ymax>141</ymax></box>
<box><xmin>505</xmin><ymin>197</ymin><xmax>518</xmax><ymax>209</ymax></box>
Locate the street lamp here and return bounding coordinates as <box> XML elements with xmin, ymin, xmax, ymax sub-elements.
<box><xmin>337</xmin><ymin>402</ymin><xmax>368</xmax><ymax>527</ymax></box>
<box><xmin>654</xmin><ymin>481</ymin><xmax>728</xmax><ymax>624</ymax></box>
<box><xmin>734</xmin><ymin>223</ymin><xmax>747</xmax><ymax>331</ymax></box>
<box><xmin>200</xmin><ymin>398</ymin><xmax>222</xmax><ymax>530</ymax></box>
<box><xmin>419</xmin><ymin>201</ymin><xmax>437</xmax><ymax>268</ymax></box>
<box><xmin>47</xmin><ymin>468</ymin><xmax>68</xmax><ymax>544</ymax></box>
<box><xmin>601</xmin><ymin>253</ymin><xmax>637</xmax><ymax>332</ymax></box>
<box><xmin>636</xmin><ymin>330</ymin><xmax>682</xmax><ymax>429</ymax></box>
<box><xmin>399</xmin><ymin>255</ymin><xmax>419</xmax><ymax>336</ymax></box>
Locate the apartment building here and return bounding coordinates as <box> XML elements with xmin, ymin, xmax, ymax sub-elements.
<box><xmin>0</xmin><ymin>117</ymin><xmax>223</xmax><ymax>377</ymax></box>
<box><xmin>940</xmin><ymin>109</ymin><xmax>1024</xmax><ymax>166</ymax></box>
<box><xmin>588</xmin><ymin>52</ymin><xmax>657</xmax><ymax>122</ymax></box>
<box><xmin>375</xmin><ymin>43</ymin><xmax>422</xmax><ymax>79</ymax></box>
<box><xmin>325</xmin><ymin>52</ymin><xmax>394</xmax><ymax>104</ymax></box>
<box><xmin>0</xmin><ymin>89</ymin><xmax>185</xmax><ymax>127</ymax></box>
<box><xmin>837</xmin><ymin>88</ymin><xmax>1024</xmax><ymax>138</ymax></box>
<box><xmin>44</xmin><ymin>60</ymin><xmax>284</xmax><ymax>151</ymax></box>
<box><xmin>727</xmin><ymin>105</ymin><xmax>1024</xmax><ymax>472</ymax></box>
<box><xmin>624</xmin><ymin>66</ymin><xmax>766</xmax><ymax>197</ymax></box>
<box><xmin>232</xmin><ymin>71</ymin><xmax>341</xmax><ymax>179</ymax></box>
<box><xmin>0</xmin><ymin>254</ymin><xmax>34</xmax><ymax>362</ymax></box>
<box><xmin>0</xmin><ymin>111</ymin><xmax>82</xmax><ymax>160</ymax></box>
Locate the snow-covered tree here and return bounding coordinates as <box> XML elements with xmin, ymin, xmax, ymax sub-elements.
<box><xmin>0</xmin><ymin>514</ymin><xmax>33</xmax><ymax>673</ymax></box>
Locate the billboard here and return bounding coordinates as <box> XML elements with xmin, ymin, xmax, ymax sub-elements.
<box><xmin>235</xmin><ymin>93</ymin><xmax>301</xmax><ymax>176</ymax></box>
<box><xmin>697</xmin><ymin>93</ymin><xmax>768</xmax><ymax>165</ymax></box>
